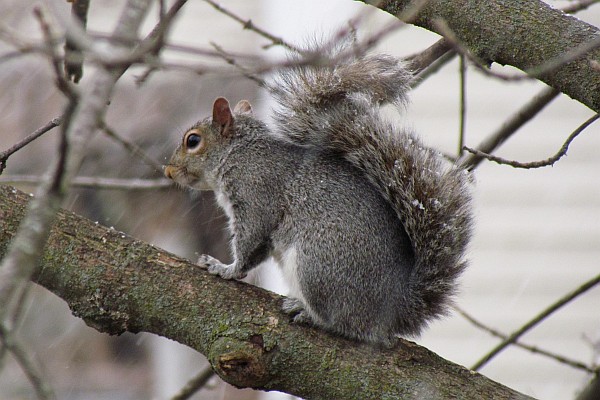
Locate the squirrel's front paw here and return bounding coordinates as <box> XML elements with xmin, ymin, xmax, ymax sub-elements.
<box><xmin>198</xmin><ymin>254</ymin><xmax>246</xmax><ymax>280</ymax></box>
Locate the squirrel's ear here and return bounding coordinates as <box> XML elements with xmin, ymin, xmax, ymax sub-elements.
<box><xmin>212</xmin><ymin>97</ymin><xmax>233</xmax><ymax>131</ymax></box>
<box><xmin>233</xmin><ymin>100</ymin><xmax>253</xmax><ymax>116</ymax></box>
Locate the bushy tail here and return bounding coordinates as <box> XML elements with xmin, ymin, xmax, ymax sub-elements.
<box><xmin>271</xmin><ymin>47</ymin><xmax>473</xmax><ymax>333</ymax></box>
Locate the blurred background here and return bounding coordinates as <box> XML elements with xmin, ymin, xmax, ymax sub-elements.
<box><xmin>0</xmin><ymin>0</ymin><xmax>599</xmax><ymax>399</ymax></box>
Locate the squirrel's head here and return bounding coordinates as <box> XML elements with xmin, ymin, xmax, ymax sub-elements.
<box><xmin>164</xmin><ymin>97</ymin><xmax>253</xmax><ymax>190</ymax></box>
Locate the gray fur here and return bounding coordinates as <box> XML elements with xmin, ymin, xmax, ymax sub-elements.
<box><xmin>165</xmin><ymin>50</ymin><xmax>472</xmax><ymax>347</ymax></box>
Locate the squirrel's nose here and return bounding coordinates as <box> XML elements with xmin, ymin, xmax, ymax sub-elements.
<box><xmin>164</xmin><ymin>165</ymin><xmax>174</xmax><ymax>179</ymax></box>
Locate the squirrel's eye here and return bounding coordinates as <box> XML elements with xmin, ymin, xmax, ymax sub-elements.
<box><xmin>186</xmin><ymin>134</ymin><xmax>201</xmax><ymax>148</ymax></box>
<box><xmin>184</xmin><ymin>131</ymin><xmax>203</xmax><ymax>152</ymax></box>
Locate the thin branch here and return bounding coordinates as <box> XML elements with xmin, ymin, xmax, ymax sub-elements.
<box><xmin>0</xmin><ymin>0</ymin><xmax>153</xmax><ymax>342</ymax></box>
<box><xmin>458</xmin><ymin>87</ymin><xmax>560</xmax><ymax>170</ymax></box>
<box><xmin>0</xmin><ymin>96</ymin><xmax>73</xmax><ymax>328</ymax></box>
<box><xmin>129</xmin><ymin>22</ymin><xmax>413</xmax><ymax>91</ymax></box>
<box><xmin>133</xmin><ymin>0</ymin><xmax>189</xmax><ymax>84</ymax></box>
<box><xmin>170</xmin><ymin>367</ymin><xmax>215</xmax><ymax>400</ymax></box>
<box><xmin>0</xmin><ymin>176</ymin><xmax>172</xmax><ymax>190</ymax></box>
<box><xmin>404</xmin><ymin>38</ymin><xmax>453</xmax><ymax>74</ymax></box>
<box><xmin>0</xmin><ymin>117</ymin><xmax>63</xmax><ymax>175</ymax></box>
<box><xmin>411</xmin><ymin>49</ymin><xmax>457</xmax><ymax>89</ymax></box>
<box><xmin>458</xmin><ymin>54</ymin><xmax>467</xmax><ymax>157</ymax></box>
<box><xmin>85</xmin><ymin>31</ymin><xmax>262</xmax><ymax>63</ymax></box>
<box><xmin>0</xmin><ymin>284</ymin><xmax>32</xmax><ymax>375</ymax></box>
<box><xmin>33</xmin><ymin>7</ymin><xmax>77</xmax><ymax>98</ymax></box>
<box><xmin>0</xmin><ymin>23</ymin><xmax>32</xmax><ymax>49</ymax></box>
<box><xmin>455</xmin><ymin>307</ymin><xmax>597</xmax><ymax>373</ymax></box>
<box><xmin>0</xmin><ymin>24</ymin><xmax>58</xmax><ymax>64</ymax></box>
<box><xmin>0</xmin><ymin>324</ymin><xmax>55</xmax><ymax>400</ymax></box>
<box><xmin>77</xmin><ymin>17</ymin><xmax>411</xmax><ymax>89</ymax></box>
<box><xmin>562</xmin><ymin>0</ymin><xmax>600</xmax><ymax>14</ymax></box>
<box><xmin>346</xmin><ymin>20</ymin><xmax>406</xmax><ymax>57</ymax></box>
<box><xmin>472</xmin><ymin>273</ymin><xmax>600</xmax><ymax>371</ymax></box>
<box><xmin>209</xmin><ymin>42</ymin><xmax>265</xmax><ymax>87</ymax></box>
<box><xmin>203</xmin><ymin>0</ymin><xmax>301</xmax><ymax>53</ymax></box>
<box><xmin>463</xmin><ymin>113</ymin><xmax>599</xmax><ymax>169</ymax></box>
<box><xmin>64</xmin><ymin>0</ymin><xmax>90</xmax><ymax>83</ymax></box>
<box><xmin>45</xmin><ymin>0</ymin><xmax>188</xmax><ymax>73</ymax></box>
<box><xmin>101</xmin><ymin>123</ymin><xmax>164</xmax><ymax>173</ymax></box>
<box><xmin>204</xmin><ymin>0</ymin><xmax>421</xmax><ymax>60</ymax></box>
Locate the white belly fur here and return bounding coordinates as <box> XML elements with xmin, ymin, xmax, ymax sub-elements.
<box><xmin>277</xmin><ymin>245</ymin><xmax>305</xmax><ymax>302</ymax></box>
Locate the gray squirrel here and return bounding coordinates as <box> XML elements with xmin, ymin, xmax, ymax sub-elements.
<box><xmin>164</xmin><ymin>50</ymin><xmax>473</xmax><ymax>347</ymax></box>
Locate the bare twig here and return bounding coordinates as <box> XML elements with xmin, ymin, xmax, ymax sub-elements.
<box><xmin>0</xmin><ymin>23</ymin><xmax>64</xmax><ymax>64</ymax></box>
<box><xmin>0</xmin><ymin>284</ymin><xmax>32</xmax><ymax>376</ymax></box>
<box><xmin>170</xmin><ymin>367</ymin><xmax>215</xmax><ymax>400</ymax></box>
<box><xmin>0</xmin><ymin>23</ymin><xmax>32</xmax><ymax>49</ymax></box>
<box><xmin>0</xmin><ymin>117</ymin><xmax>63</xmax><ymax>175</ymax></box>
<box><xmin>345</xmin><ymin>19</ymin><xmax>406</xmax><ymax>57</ymax></box>
<box><xmin>64</xmin><ymin>0</ymin><xmax>90</xmax><ymax>83</ymax></box>
<box><xmin>87</xmin><ymin>13</ymin><xmax>411</xmax><ymax>88</ymax></box>
<box><xmin>463</xmin><ymin>113</ymin><xmax>599</xmax><ymax>169</ymax></box>
<box><xmin>404</xmin><ymin>38</ymin><xmax>453</xmax><ymax>74</ymax></box>
<box><xmin>472</xmin><ymin>273</ymin><xmax>600</xmax><ymax>371</ymax></box>
<box><xmin>204</xmin><ymin>0</ymin><xmax>414</xmax><ymax>62</ymax></box>
<box><xmin>101</xmin><ymin>123</ymin><xmax>164</xmax><ymax>173</ymax></box>
<box><xmin>411</xmin><ymin>50</ymin><xmax>457</xmax><ymax>89</ymax></box>
<box><xmin>45</xmin><ymin>0</ymin><xmax>188</xmax><ymax>74</ymax></box>
<box><xmin>456</xmin><ymin>307</ymin><xmax>597</xmax><ymax>373</ymax></box>
<box><xmin>458</xmin><ymin>87</ymin><xmax>560</xmax><ymax>170</ymax></box>
<box><xmin>134</xmin><ymin>0</ymin><xmax>189</xmax><ymax>84</ymax></box>
<box><xmin>203</xmin><ymin>0</ymin><xmax>301</xmax><ymax>52</ymax></box>
<box><xmin>85</xmin><ymin>31</ymin><xmax>261</xmax><ymax>63</ymax></box>
<box><xmin>0</xmin><ymin>324</ymin><xmax>55</xmax><ymax>400</ymax></box>
<box><xmin>210</xmin><ymin>42</ymin><xmax>265</xmax><ymax>87</ymax></box>
<box><xmin>0</xmin><ymin>176</ymin><xmax>172</xmax><ymax>190</ymax></box>
<box><xmin>0</xmin><ymin>0</ymin><xmax>153</xmax><ymax>343</ymax></box>
<box><xmin>33</xmin><ymin>7</ymin><xmax>77</xmax><ymax>98</ymax></box>
<box><xmin>562</xmin><ymin>0</ymin><xmax>600</xmax><ymax>14</ymax></box>
<box><xmin>458</xmin><ymin>55</ymin><xmax>467</xmax><ymax>157</ymax></box>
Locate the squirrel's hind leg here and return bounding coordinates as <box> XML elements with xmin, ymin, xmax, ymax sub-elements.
<box><xmin>281</xmin><ymin>297</ymin><xmax>315</xmax><ymax>325</ymax></box>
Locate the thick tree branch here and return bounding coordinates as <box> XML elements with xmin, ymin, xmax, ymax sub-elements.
<box><xmin>0</xmin><ymin>185</ymin><xmax>533</xmax><ymax>400</ymax></box>
<box><xmin>364</xmin><ymin>0</ymin><xmax>600</xmax><ymax>112</ymax></box>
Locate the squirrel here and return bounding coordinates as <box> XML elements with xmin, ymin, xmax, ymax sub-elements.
<box><xmin>164</xmin><ymin>49</ymin><xmax>473</xmax><ymax>347</ymax></box>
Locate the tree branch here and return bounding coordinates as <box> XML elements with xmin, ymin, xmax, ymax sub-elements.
<box><xmin>0</xmin><ymin>0</ymin><xmax>153</xmax><ymax>322</ymax></box>
<box><xmin>170</xmin><ymin>367</ymin><xmax>215</xmax><ymax>400</ymax></box>
<box><xmin>462</xmin><ymin>113</ymin><xmax>600</xmax><ymax>169</ymax></box>
<box><xmin>455</xmin><ymin>307</ymin><xmax>597</xmax><ymax>374</ymax></box>
<box><xmin>0</xmin><ymin>117</ymin><xmax>63</xmax><ymax>175</ymax></box>
<box><xmin>0</xmin><ymin>176</ymin><xmax>171</xmax><ymax>190</ymax></box>
<box><xmin>471</xmin><ymin>272</ymin><xmax>600</xmax><ymax>371</ymax></box>
<box><xmin>365</xmin><ymin>0</ymin><xmax>600</xmax><ymax>112</ymax></box>
<box><xmin>0</xmin><ymin>323</ymin><xmax>55</xmax><ymax>400</ymax></box>
<box><xmin>0</xmin><ymin>185</ymin><xmax>534</xmax><ymax>400</ymax></box>
<box><xmin>458</xmin><ymin>87</ymin><xmax>560</xmax><ymax>170</ymax></box>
